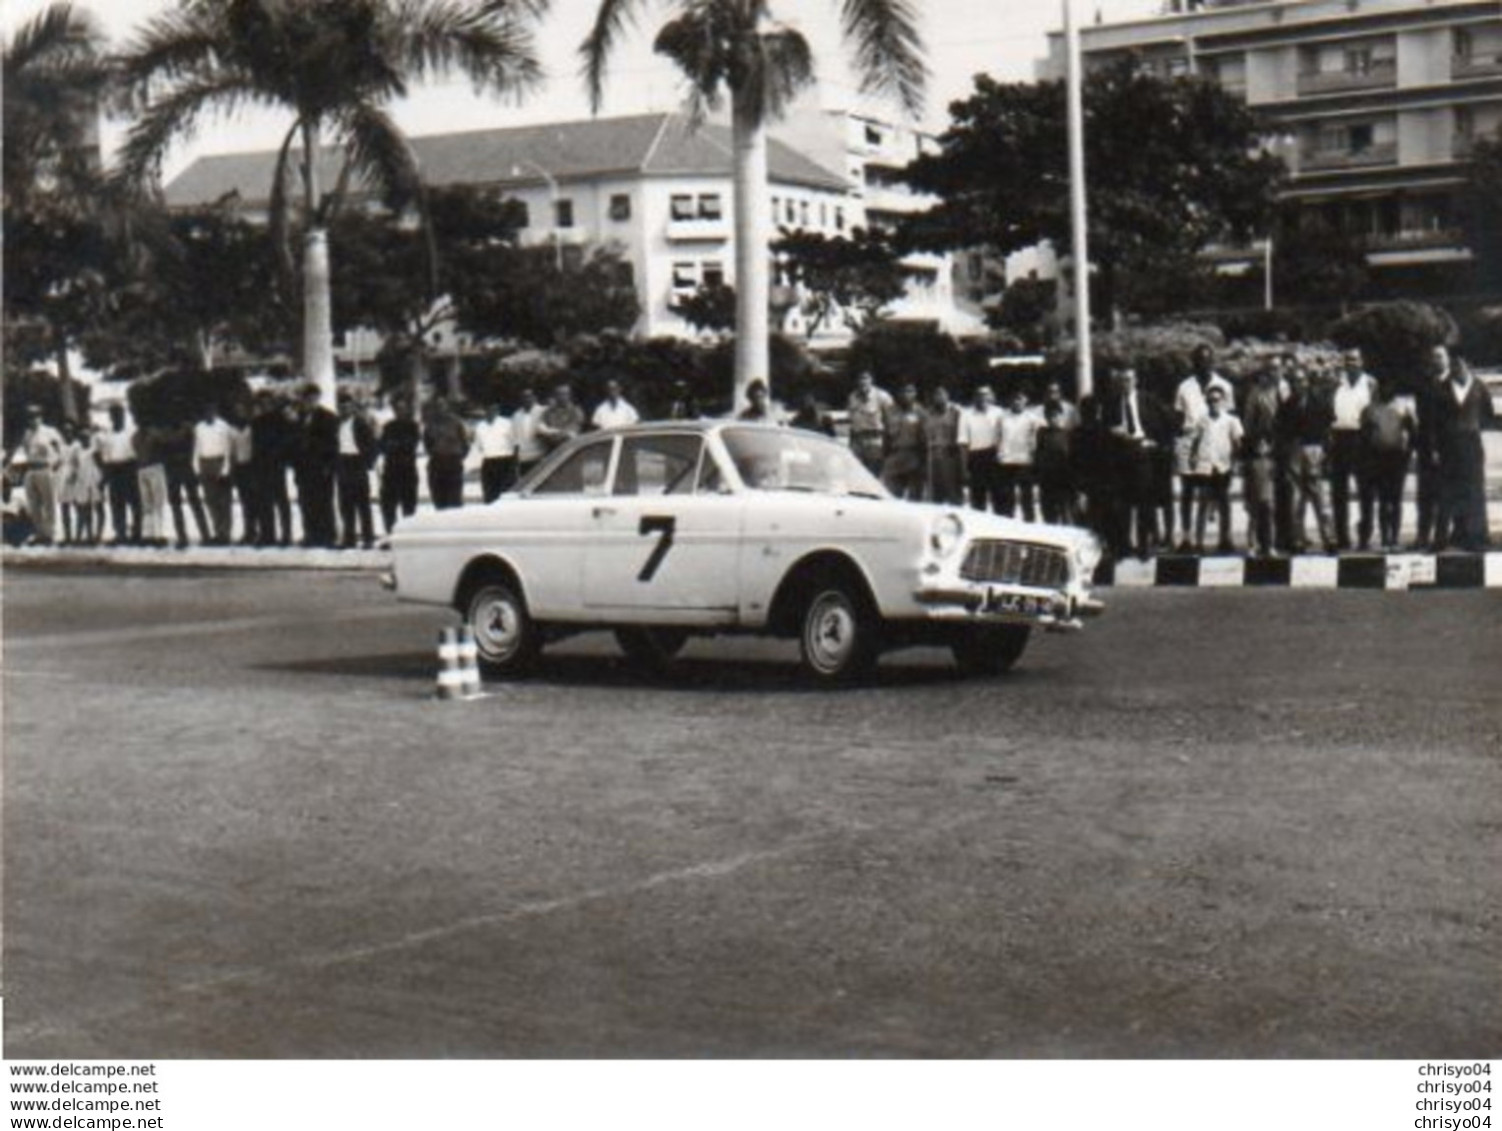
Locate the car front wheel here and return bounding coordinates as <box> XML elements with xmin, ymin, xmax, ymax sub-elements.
<box><xmin>799</xmin><ymin>584</ymin><xmax>880</xmax><ymax>684</ymax></box>
<box><xmin>951</xmin><ymin>624</ymin><xmax>1031</xmax><ymax>676</ymax></box>
<box><xmin>465</xmin><ymin>579</ymin><xmax>539</xmax><ymax>678</ymax></box>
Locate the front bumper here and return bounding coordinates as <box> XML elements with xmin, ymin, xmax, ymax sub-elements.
<box><xmin>912</xmin><ymin>580</ymin><xmax>1105</xmax><ymax>632</ymax></box>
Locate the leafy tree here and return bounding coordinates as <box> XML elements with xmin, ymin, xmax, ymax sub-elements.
<box><xmin>1460</xmin><ymin>134</ymin><xmax>1502</xmax><ymax>292</ymax></box>
<box><xmin>118</xmin><ymin>0</ymin><xmax>548</xmax><ymax>406</ymax></box>
<box><xmin>455</xmin><ymin>243</ymin><xmax>642</xmax><ymax>349</ymax></box>
<box><xmin>671</xmin><ymin>280</ymin><xmax>738</xmax><ymax>335</ymax></box>
<box><xmin>991</xmin><ymin>275</ymin><xmax>1056</xmax><ymax>351</ymax></box>
<box><xmin>582</xmin><ymin>0</ymin><xmax>926</xmax><ymax>408</ymax></box>
<box><xmin>2</xmin><ymin>2</ymin><xmax>111</xmax><ymax>416</ymax></box>
<box><xmin>772</xmin><ymin>227</ymin><xmax>910</xmax><ymax>339</ymax></box>
<box><xmin>845</xmin><ymin>322</ymin><xmax>964</xmax><ymax>391</ymax></box>
<box><xmin>900</xmin><ymin>60</ymin><xmax>1282</xmax><ymax>320</ymax></box>
<box><xmin>1272</xmin><ymin>208</ymin><xmax>1370</xmax><ymax>307</ymax></box>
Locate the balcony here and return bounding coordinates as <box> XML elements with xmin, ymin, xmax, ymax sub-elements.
<box><xmin>1362</xmin><ymin>228</ymin><xmax>1466</xmax><ymax>253</ymax></box>
<box><xmin>665</xmin><ymin>217</ymin><xmax>729</xmax><ymax>242</ymax></box>
<box><xmin>1453</xmin><ymin>53</ymin><xmax>1502</xmax><ymax>80</ymax></box>
<box><xmin>1296</xmin><ymin>59</ymin><xmax>1396</xmax><ymax>97</ymax></box>
<box><xmin>1301</xmin><ymin>141</ymin><xmax>1398</xmax><ymax>171</ymax></box>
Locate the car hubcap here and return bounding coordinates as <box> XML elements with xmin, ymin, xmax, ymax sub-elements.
<box><xmin>807</xmin><ymin>594</ymin><xmax>856</xmax><ymax>672</ymax></box>
<box><xmin>473</xmin><ymin>592</ymin><xmax>519</xmax><ymax>659</ymax></box>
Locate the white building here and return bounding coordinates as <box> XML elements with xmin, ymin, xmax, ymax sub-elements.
<box><xmin>163</xmin><ymin>110</ymin><xmax>979</xmax><ymax>365</ymax></box>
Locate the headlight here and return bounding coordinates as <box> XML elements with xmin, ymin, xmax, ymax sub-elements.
<box><xmin>1074</xmin><ymin>533</ymin><xmax>1103</xmax><ymax>580</ymax></box>
<box><xmin>929</xmin><ymin>512</ymin><xmax>965</xmax><ymax>559</ymax></box>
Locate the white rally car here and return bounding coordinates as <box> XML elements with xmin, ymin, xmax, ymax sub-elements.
<box><xmin>389</xmin><ymin>421</ymin><xmax>1103</xmax><ymax>683</ymax></box>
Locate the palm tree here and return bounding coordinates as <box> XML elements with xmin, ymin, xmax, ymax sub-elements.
<box><xmin>582</xmin><ymin>0</ymin><xmax>925</xmax><ymax>408</ymax></box>
<box><xmin>118</xmin><ymin>0</ymin><xmax>548</xmax><ymax>406</ymax></box>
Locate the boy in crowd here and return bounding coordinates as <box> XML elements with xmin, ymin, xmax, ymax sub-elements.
<box><xmin>1190</xmin><ymin>385</ymin><xmax>1242</xmax><ymax>555</ymax></box>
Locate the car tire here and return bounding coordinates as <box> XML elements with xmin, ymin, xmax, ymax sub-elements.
<box><xmin>951</xmin><ymin>624</ymin><xmax>1031</xmax><ymax>676</ymax></box>
<box><xmin>614</xmin><ymin>627</ymin><xmax>689</xmax><ymax>670</ymax></box>
<box><xmin>464</xmin><ymin>579</ymin><xmax>539</xmax><ymax>678</ymax></box>
<box><xmin>798</xmin><ymin>583</ymin><xmax>881</xmax><ymax>685</ymax></box>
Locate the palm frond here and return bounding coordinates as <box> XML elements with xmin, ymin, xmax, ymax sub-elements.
<box><xmin>332</xmin><ymin>101</ymin><xmax>423</xmax><ymax>217</ymax></box>
<box><xmin>580</xmin><ymin>0</ymin><xmax>653</xmax><ymax>114</ymax></box>
<box><xmin>653</xmin><ymin>7</ymin><xmax>732</xmax><ymax>124</ymax></box>
<box><xmin>839</xmin><ymin>0</ymin><xmax>926</xmax><ymax>119</ymax></box>
<box><xmin>268</xmin><ymin>118</ymin><xmax>302</xmax><ymax>288</ymax></box>
<box><xmin>390</xmin><ymin>0</ymin><xmax>546</xmax><ymax>102</ymax></box>
<box><xmin>3</xmin><ymin>2</ymin><xmax>102</xmax><ymax>75</ymax></box>
<box><xmin>752</xmin><ymin>27</ymin><xmax>814</xmax><ymax>120</ymax></box>
<box><xmin>116</xmin><ymin>70</ymin><xmax>258</xmax><ymax>185</ymax></box>
<box><xmin>115</xmin><ymin>6</ymin><xmax>224</xmax><ymax>109</ymax></box>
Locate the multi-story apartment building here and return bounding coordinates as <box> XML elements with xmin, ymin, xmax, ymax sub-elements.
<box><xmin>1039</xmin><ymin>0</ymin><xmax>1502</xmax><ymax>288</ymax></box>
<box><xmin>164</xmin><ymin>109</ymin><xmax>979</xmax><ymax>371</ymax></box>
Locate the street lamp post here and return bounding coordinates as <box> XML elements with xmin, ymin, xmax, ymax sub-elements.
<box><xmin>512</xmin><ymin>158</ymin><xmax>563</xmax><ymax>272</ymax></box>
<box><xmin>1063</xmin><ymin>0</ymin><xmax>1093</xmax><ymax>401</ymax></box>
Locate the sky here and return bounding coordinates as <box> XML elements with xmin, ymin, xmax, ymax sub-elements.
<box><xmin>3</xmin><ymin>0</ymin><xmax>1163</xmax><ymax>180</ymax></box>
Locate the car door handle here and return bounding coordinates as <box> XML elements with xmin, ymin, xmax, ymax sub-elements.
<box><xmin>592</xmin><ymin>505</ymin><xmax>617</xmax><ymax>518</ymax></box>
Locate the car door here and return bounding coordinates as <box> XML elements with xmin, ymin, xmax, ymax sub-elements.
<box><xmin>582</xmin><ymin>432</ymin><xmax>742</xmax><ymax>618</ymax></box>
<box><xmin>513</xmin><ymin>435</ymin><xmax>617</xmax><ymax>616</ymax></box>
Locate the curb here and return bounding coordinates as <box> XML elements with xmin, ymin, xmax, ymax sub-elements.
<box><xmin>1097</xmin><ymin>551</ymin><xmax>1502</xmax><ymax>590</ymax></box>
<box><xmin>2</xmin><ymin>545</ymin><xmax>389</xmax><ymax>571</ymax></box>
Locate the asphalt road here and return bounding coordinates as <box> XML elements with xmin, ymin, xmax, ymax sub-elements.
<box><xmin>3</xmin><ymin>565</ymin><xmax>1498</xmax><ymax>1059</ymax></box>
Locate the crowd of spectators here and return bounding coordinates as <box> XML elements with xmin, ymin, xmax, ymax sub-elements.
<box><xmin>3</xmin><ymin>341</ymin><xmax>1494</xmax><ymax>558</ymax></box>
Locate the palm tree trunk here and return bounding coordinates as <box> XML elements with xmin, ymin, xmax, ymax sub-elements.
<box><xmin>731</xmin><ymin>93</ymin><xmax>770</xmax><ymax>412</ymax></box>
<box><xmin>300</xmin><ymin>119</ymin><xmax>336</xmax><ymax>407</ymax></box>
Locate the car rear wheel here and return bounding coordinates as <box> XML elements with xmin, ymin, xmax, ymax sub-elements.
<box><xmin>465</xmin><ymin>579</ymin><xmax>539</xmax><ymax>678</ymax></box>
<box><xmin>799</xmin><ymin>584</ymin><xmax>880</xmax><ymax>685</ymax></box>
<box><xmin>614</xmin><ymin>627</ymin><xmax>689</xmax><ymax>670</ymax></box>
<box><xmin>951</xmin><ymin>624</ymin><xmax>1031</xmax><ymax>676</ymax></box>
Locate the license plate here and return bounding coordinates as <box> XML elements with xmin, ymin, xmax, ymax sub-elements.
<box><xmin>983</xmin><ymin>589</ymin><xmax>1046</xmax><ymax>616</ymax></box>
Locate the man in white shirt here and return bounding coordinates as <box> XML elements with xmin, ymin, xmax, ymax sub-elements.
<box><xmin>1173</xmin><ymin>345</ymin><xmax>1236</xmax><ymax>552</ymax></box>
<box><xmin>19</xmin><ymin>404</ymin><xmax>64</xmax><ymax>545</ymax></box>
<box><xmin>98</xmin><ymin>404</ymin><xmax>141</xmax><ymax>544</ymax></box>
<box><xmin>511</xmin><ymin>388</ymin><xmax>547</xmax><ymax>479</ymax></box>
<box><xmin>958</xmin><ymin>385</ymin><xmax>1004</xmax><ymax>512</ymax></box>
<box><xmin>1329</xmin><ymin>347</ymin><xmax>1376</xmax><ymax>550</ymax></box>
<box><xmin>474</xmin><ymin>401</ymin><xmax>518</xmax><ymax>502</ymax></box>
<box><xmin>591</xmin><ymin>379</ymin><xmax>639</xmax><ymax>431</ymax></box>
<box><xmin>995</xmin><ymin>388</ymin><xmax>1043</xmax><ymax>521</ymax></box>
<box><xmin>847</xmin><ymin>370</ymin><xmax>894</xmax><ymax>474</ymax></box>
<box><xmin>193</xmin><ymin>404</ymin><xmax>235</xmax><ymax>545</ymax></box>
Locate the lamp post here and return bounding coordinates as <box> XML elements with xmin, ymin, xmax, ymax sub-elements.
<box><xmin>512</xmin><ymin>158</ymin><xmax>563</xmax><ymax>271</ymax></box>
<box><xmin>1063</xmin><ymin>0</ymin><xmax>1093</xmax><ymax>400</ymax></box>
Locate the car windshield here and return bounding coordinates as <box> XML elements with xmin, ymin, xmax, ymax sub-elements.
<box><xmin>721</xmin><ymin>426</ymin><xmax>887</xmax><ymax>498</ymax></box>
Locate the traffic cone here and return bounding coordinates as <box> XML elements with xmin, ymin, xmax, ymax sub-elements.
<box><xmin>435</xmin><ymin>626</ymin><xmax>483</xmax><ymax>701</ymax></box>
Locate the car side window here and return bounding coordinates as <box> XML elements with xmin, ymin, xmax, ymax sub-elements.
<box><xmin>614</xmin><ymin>434</ymin><xmax>702</xmax><ymax>497</ymax></box>
<box><xmin>530</xmin><ymin>438</ymin><xmax>614</xmax><ymax>496</ymax></box>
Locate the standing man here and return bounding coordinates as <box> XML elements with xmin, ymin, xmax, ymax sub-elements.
<box><xmin>847</xmin><ymin>370</ymin><xmax>893</xmax><ymax>475</ymax></box>
<box><xmin>1411</xmin><ymin>345</ymin><xmax>1448</xmax><ymax>551</ymax></box>
<box><xmin>335</xmin><ymin>392</ymin><xmax>378</xmax><ymax>549</ymax></box>
<box><xmin>474</xmin><ymin>401</ymin><xmax>517</xmax><ymax>502</ymax></box>
<box><xmin>1240</xmin><ymin>364</ymin><xmax>1283</xmax><ymax>558</ymax></box>
<box><xmin>19</xmin><ymin>405</ymin><xmax>63</xmax><ymax>545</ymax></box>
<box><xmin>591</xmin><ymin>378</ymin><xmax>639</xmax><ymax>431</ymax></box>
<box><xmin>879</xmin><ymin>383</ymin><xmax>928</xmax><ymax>500</ymax></box>
<box><xmin>161</xmin><ymin>418</ymin><xmax>211</xmax><ymax>550</ymax></box>
<box><xmin>193</xmin><ymin>402</ymin><xmax>235</xmax><ymax>546</ymax></box>
<box><xmin>422</xmin><ymin>395</ymin><xmax>471</xmax><ymax>510</ymax></box>
<box><xmin>1328</xmin><ymin>347</ymin><xmax>1376</xmax><ymax>551</ymax></box>
<box><xmin>958</xmin><ymin>385</ymin><xmax>1003</xmax><ymax>513</ymax></box>
<box><xmin>1277</xmin><ymin>364</ymin><xmax>1336</xmax><ymax>554</ymax></box>
<box><xmin>377</xmin><ymin>396</ymin><xmax>420</xmax><ymax>533</ymax></box>
<box><xmin>535</xmin><ymin>383</ymin><xmax>584</xmax><ymax>456</ymax></box>
<box><xmin>1431</xmin><ymin>347</ymin><xmax>1494</xmax><ymax>551</ymax></box>
<box><xmin>994</xmin><ymin>387</ymin><xmax>1042</xmax><ymax>522</ymax></box>
<box><xmin>250</xmin><ymin>391</ymin><xmax>294</xmax><ymax>547</ymax></box>
<box><xmin>228</xmin><ymin>402</ymin><xmax>258</xmax><ymax>545</ymax></box>
<box><xmin>98</xmin><ymin>404</ymin><xmax>141</xmax><ymax>545</ymax></box>
<box><xmin>924</xmin><ymin>386</ymin><xmax>966</xmax><ymax>505</ymax></box>
<box><xmin>512</xmin><ymin>388</ymin><xmax>547</xmax><ymax>479</ymax></box>
<box><xmin>1361</xmin><ymin>378</ymin><xmax>1415</xmax><ymax>552</ymax></box>
<box><xmin>1173</xmin><ymin>344</ymin><xmax>1235</xmax><ymax>553</ymax></box>
<box><xmin>1105</xmin><ymin>367</ymin><xmax>1166</xmax><ymax>558</ymax></box>
<box><xmin>133</xmin><ymin>423</ymin><xmax>170</xmax><ymax>548</ymax></box>
<box><xmin>295</xmin><ymin>383</ymin><xmax>340</xmax><ymax>547</ymax></box>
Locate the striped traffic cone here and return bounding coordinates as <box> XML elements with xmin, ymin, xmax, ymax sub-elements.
<box><xmin>435</xmin><ymin>626</ymin><xmax>483</xmax><ymax>701</ymax></box>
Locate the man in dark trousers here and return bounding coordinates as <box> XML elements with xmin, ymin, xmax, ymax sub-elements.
<box><xmin>379</xmin><ymin>396</ymin><xmax>421</xmax><ymax>533</ymax></box>
<box><xmin>335</xmin><ymin>391</ymin><xmax>378</xmax><ymax>549</ymax></box>
<box><xmin>1104</xmin><ymin>366</ymin><xmax>1170</xmax><ymax>559</ymax></box>
<box><xmin>98</xmin><ymin>404</ymin><xmax>141</xmax><ymax>545</ymax></box>
<box><xmin>295</xmin><ymin>384</ymin><xmax>339</xmax><ymax>547</ymax></box>
<box><xmin>160</xmin><ymin>418</ymin><xmax>211</xmax><ymax>549</ymax></box>
<box><xmin>1431</xmin><ymin>346</ymin><xmax>1494</xmax><ymax>551</ymax></box>
<box><xmin>250</xmin><ymin>391</ymin><xmax>294</xmax><ymax>546</ymax></box>
<box><xmin>422</xmin><ymin>395</ymin><xmax>470</xmax><ymax>510</ymax></box>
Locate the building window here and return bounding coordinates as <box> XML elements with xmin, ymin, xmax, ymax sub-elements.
<box><xmin>1344</xmin><ymin>46</ymin><xmax>1374</xmax><ymax>76</ymax></box>
<box><xmin>835</xmin><ymin>207</ymin><xmax>845</xmax><ymax>232</ymax></box>
<box><xmin>799</xmin><ymin>200</ymin><xmax>809</xmax><ymax>226</ymax></box>
<box><xmin>554</xmin><ymin>198</ymin><xmax>574</xmax><ymax>228</ymax></box>
<box><xmin>609</xmin><ymin>193</ymin><xmax>631</xmax><ymax>221</ymax></box>
<box><xmin>670</xmin><ymin>193</ymin><xmax>695</xmax><ymax>220</ymax></box>
<box><xmin>1454</xmin><ymin>28</ymin><xmax>1473</xmax><ymax>60</ymax></box>
<box><xmin>819</xmin><ymin>202</ymin><xmax>827</xmax><ymax>227</ymax></box>
<box><xmin>1456</xmin><ymin>105</ymin><xmax>1475</xmax><ymax>138</ymax></box>
<box><xmin>864</xmin><ymin>123</ymin><xmax>883</xmax><ymax>146</ymax></box>
<box><xmin>672</xmin><ymin>261</ymin><xmax>696</xmax><ymax>289</ymax></box>
<box><xmin>513</xmin><ymin>200</ymin><xmax>531</xmax><ymax>227</ymax></box>
<box><xmin>1348</xmin><ymin>123</ymin><xmax>1374</xmax><ymax>153</ymax></box>
<box><xmin>701</xmin><ymin>260</ymin><xmax>725</xmax><ymax>289</ymax></box>
<box><xmin>784</xmin><ymin>198</ymin><xmax>797</xmax><ymax>225</ymax></box>
<box><xmin>697</xmin><ymin>193</ymin><xmax>722</xmax><ymax>220</ymax></box>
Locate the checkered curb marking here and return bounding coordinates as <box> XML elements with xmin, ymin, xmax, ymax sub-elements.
<box><xmin>1097</xmin><ymin>552</ymin><xmax>1502</xmax><ymax>590</ymax></box>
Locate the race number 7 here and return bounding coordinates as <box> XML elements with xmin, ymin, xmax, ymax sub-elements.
<box><xmin>637</xmin><ymin>515</ymin><xmax>677</xmax><ymax>581</ymax></box>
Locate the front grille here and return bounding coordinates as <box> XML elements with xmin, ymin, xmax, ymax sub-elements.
<box><xmin>960</xmin><ymin>540</ymin><xmax>1071</xmax><ymax>589</ymax></box>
